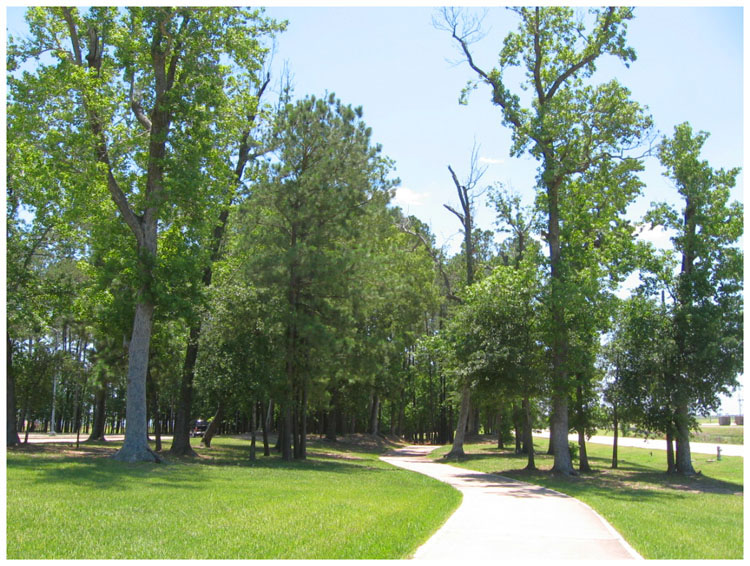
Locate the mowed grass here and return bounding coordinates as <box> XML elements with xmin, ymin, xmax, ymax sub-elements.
<box><xmin>431</xmin><ymin>438</ymin><xmax>743</xmax><ymax>560</ymax></box>
<box><xmin>593</xmin><ymin>424</ymin><xmax>744</xmax><ymax>445</ymax></box>
<box><xmin>7</xmin><ymin>436</ymin><xmax>461</xmax><ymax>559</ymax></box>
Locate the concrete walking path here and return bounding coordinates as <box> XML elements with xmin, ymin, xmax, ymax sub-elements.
<box><xmin>381</xmin><ymin>445</ymin><xmax>641</xmax><ymax>561</ymax></box>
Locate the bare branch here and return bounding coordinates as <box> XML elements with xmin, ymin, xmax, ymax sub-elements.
<box><xmin>399</xmin><ymin>218</ymin><xmax>463</xmax><ymax>304</ymax></box>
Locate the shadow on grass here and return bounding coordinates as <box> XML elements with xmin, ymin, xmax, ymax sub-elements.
<box><xmin>436</xmin><ymin>446</ymin><xmax>743</xmax><ymax>503</ymax></box>
<box><xmin>7</xmin><ymin>438</ymin><xmax>401</xmax><ymax>493</ymax></box>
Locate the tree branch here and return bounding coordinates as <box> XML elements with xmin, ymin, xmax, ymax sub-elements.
<box><xmin>544</xmin><ymin>7</ymin><xmax>616</xmax><ymax>102</ymax></box>
<box><xmin>399</xmin><ymin>218</ymin><xmax>463</xmax><ymax>304</ymax></box>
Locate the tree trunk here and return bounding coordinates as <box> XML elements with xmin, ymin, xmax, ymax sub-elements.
<box><xmin>202</xmin><ymin>401</ymin><xmax>224</xmax><ymax>448</ymax></box>
<box><xmin>547</xmin><ymin>413</ymin><xmax>555</xmax><ymax>455</ymax></box>
<box><xmin>7</xmin><ymin>333</ymin><xmax>19</xmax><ymax>447</ymax></box>
<box><xmin>446</xmin><ymin>382</ymin><xmax>471</xmax><ymax>457</ymax></box>
<box><xmin>550</xmin><ymin>393</ymin><xmax>574</xmax><ymax>474</ymax></box>
<box><xmin>113</xmin><ymin>300</ymin><xmax>160</xmax><ymax>463</ymax></box>
<box><xmin>281</xmin><ymin>403</ymin><xmax>293</xmax><ymax>461</ymax></box>
<box><xmin>496</xmin><ymin>405</ymin><xmax>504</xmax><ymax>450</ymax></box>
<box><xmin>170</xmin><ymin>325</ymin><xmax>200</xmax><ymax>457</ymax></box>
<box><xmin>576</xmin><ymin>382</ymin><xmax>590</xmax><ymax>472</ymax></box>
<box><xmin>666</xmin><ymin>431</ymin><xmax>676</xmax><ymax>473</ymax></box>
<box><xmin>299</xmin><ymin>381</ymin><xmax>308</xmax><ymax>459</ymax></box>
<box><xmin>577</xmin><ymin>428</ymin><xmax>590</xmax><ymax>472</ymax></box>
<box><xmin>87</xmin><ymin>385</ymin><xmax>107</xmax><ymax>442</ymax></box>
<box><xmin>369</xmin><ymin>391</ymin><xmax>380</xmax><ymax>436</ymax></box>
<box><xmin>674</xmin><ymin>404</ymin><xmax>695</xmax><ymax>474</ymax></box>
<box><xmin>523</xmin><ymin>396</ymin><xmax>535</xmax><ymax>470</ymax></box>
<box><xmin>249</xmin><ymin>401</ymin><xmax>257</xmax><ymax>461</ymax></box>
<box><xmin>149</xmin><ymin>371</ymin><xmax>162</xmax><ymax>452</ymax></box>
<box><xmin>262</xmin><ymin>399</ymin><xmax>272</xmax><ymax>456</ymax></box>
<box><xmin>611</xmin><ymin>403</ymin><xmax>619</xmax><ymax>469</ymax></box>
<box><xmin>546</xmin><ymin>173</ymin><xmax>574</xmax><ymax>475</ymax></box>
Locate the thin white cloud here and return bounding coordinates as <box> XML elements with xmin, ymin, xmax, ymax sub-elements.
<box><xmin>392</xmin><ymin>186</ymin><xmax>429</xmax><ymax>207</ymax></box>
<box><xmin>479</xmin><ymin>156</ymin><xmax>505</xmax><ymax>165</ymax></box>
<box><xmin>636</xmin><ymin>223</ymin><xmax>674</xmax><ymax>251</ymax></box>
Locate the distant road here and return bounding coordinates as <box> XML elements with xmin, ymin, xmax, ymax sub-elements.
<box><xmin>535</xmin><ymin>431</ymin><xmax>744</xmax><ymax>458</ymax></box>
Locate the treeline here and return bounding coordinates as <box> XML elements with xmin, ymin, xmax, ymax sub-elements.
<box><xmin>7</xmin><ymin>7</ymin><xmax>742</xmax><ymax>476</ymax></box>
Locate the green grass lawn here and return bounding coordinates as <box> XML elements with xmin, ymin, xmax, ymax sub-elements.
<box><xmin>430</xmin><ymin>439</ymin><xmax>743</xmax><ymax>559</ymax></box>
<box><xmin>7</xmin><ymin>436</ymin><xmax>461</xmax><ymax>559</ymax></box>
<box><xmin>594</xmin><ymin>424</ymin><xmax>744</xmax><ymax>445</ymax></box>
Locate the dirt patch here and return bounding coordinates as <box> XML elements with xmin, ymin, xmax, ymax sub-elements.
<box><xmin>313</xmin><ymin>451</ymin><xmax>365</xmax><ymax>461</ymax></box>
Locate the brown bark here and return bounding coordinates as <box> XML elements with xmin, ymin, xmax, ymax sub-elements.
<box><xmin>201</xmin><ymin>401</ymin><xmax>224</xmax><ymax>448</ymax></box>
<box><xmin>674</xmin><ymin>405</ymin><xmax>695</xmax><ymax>475</ymax></box>
<box><xmin>369</xmin><ymin>392</ymin><xmax>380</xmax><ymax>436</ymax></box>
<box><xmin>262</xmin><ymin>399</ymin><xmax>272</xmax><ymax>456</ymax></box>
<box><xmin>446</xmin><ymin>383</ymin><xmax>471</xmax><ymax>457</ymax></box>
<box><xmin>522</xmin><ymin>396</ymin><xmax>536</xmax><ymax>470</ymax></box>
<box><xmin>87</xmin><ymin>385</ymin><xmax>107</xmax><ymax>441</ymax></box>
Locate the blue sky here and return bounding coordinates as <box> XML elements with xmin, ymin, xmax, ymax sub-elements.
<box><xmin>5</xmin><ymin>4</ymin><xmax>745</xmax><ymax>413</ymax></box>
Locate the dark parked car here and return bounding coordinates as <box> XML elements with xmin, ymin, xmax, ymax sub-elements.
<box><xmin>190</xmin><ymin>419</ymin><xmax>208</xmax><ymax>437</ymax></box>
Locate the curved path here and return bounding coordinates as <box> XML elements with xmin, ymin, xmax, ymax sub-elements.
<box><xmin>381</xmin><ymin>446</ymin><xmax>641</xmax><ymax>561</ymax></box>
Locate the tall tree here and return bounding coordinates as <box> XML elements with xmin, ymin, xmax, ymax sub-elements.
<box><xmin>439</xmin><ymin>6</ymin><xmax>652</xmax><ymax>474</ymax></box>
<box><xmin>11</xmin><ymin>7</ymin><xmax>281</xmax><ymax>462</ymax></box>
<box><xmin>239</xmin><ymin>93</ymin><xmax>395</xmax><ymax>459</ymax></box>
<box><xmin>647</xmin><ymin>123</ymin><xmax>743</xmax><ymax>475</ymax></box>
<box><xmin>444</xmin><ymin>146</ymin><xmax>486</xmax><ymax>458</ymax></box>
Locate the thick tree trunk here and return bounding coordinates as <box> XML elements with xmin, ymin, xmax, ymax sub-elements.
<box><xmin>547</xmin><ymin>416</ymin><xmax>555</xmax><ymax>455</ymax></box>
<box><xmin>674</xmin><ymin>404</ymin><xmax>695</xmax><ymax>474</ymax></box>
<box><xmin>550</xmin><ymin>394</ymin><xmax>574</xmax><ymax>474</ymax></box>
<box><xmin>369</xmin><ymin>391</ymin><xmax>380</xmax><ymax>436</ymax></box>
<box><xmin>7</xmin><ymin>333</ymin><xmax>20</xmax><ymax>447</ymax></box>
<box><xmin>87</xmin><ymin>385</ymin><xmax>107</xmax><ymax>441</ymax></box>
<box><xmin>577</xmin><ymin>428</ymin><xmax>590</xmax><ymax>472</ymax></box>
<box><xmin>202</xmin><ymin>401</ymin><xmax>224</xmax><ymax>448</ymax></box>
<box><xmin>113</xmin><ymin>300</ymin><xmax>160</xmax><ymax>463</ymax></box>
<box><xmin>666</xmin><ymin>431</ymin><xmax>676</xmax><ymax>473</ymax></box>
<box><xmin>546</xmin><ymin>172</ymin><xmax>574</xmax><ymax>475</ymax></box>
<box><xmin>446</xmin><ymin>382</ymin><xmax>471</xmax><ymax>457</ymax></box>
<box><xmin>170</xmin><ymin>325</ymin><xmax>200</xmax><ymax>457</ymax></box>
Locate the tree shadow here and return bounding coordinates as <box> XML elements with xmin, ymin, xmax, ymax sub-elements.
<box><xmin>6</xmin><ymin>438</ymin><xmax>401</xmax><ymax>493</ymax></box>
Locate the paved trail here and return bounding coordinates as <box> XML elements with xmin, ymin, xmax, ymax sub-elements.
<box><xmin>381</xmin><ymin>445</ymin><xmax>641</xmax><ymax>561</ymax></box>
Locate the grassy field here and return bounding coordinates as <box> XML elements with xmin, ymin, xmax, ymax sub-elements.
<box><xmin>594</xmin><ymin>423</ymin><xmax>744</xmax><ymax>445</ymax></box>
<box><xmin>430</xmin><ymin>439</ymin><xmax>743</xmax><ymax>559</ymax></box>
<box><xmin>7</xmin><ymin>436</ymin><xmax>461</xmax><ymax>559</ymax></box>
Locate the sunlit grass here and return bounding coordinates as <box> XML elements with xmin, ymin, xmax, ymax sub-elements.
<box><xmin>431</xmin><ymin>438</ymin><xmax>743</xmax><ymax>559</ymax></box>
<box><xmin>7</xmin><ymin>436</ymin><xmax>460</xmax><ymax>559</ymax></box>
